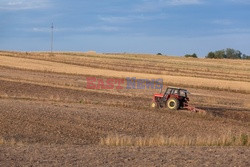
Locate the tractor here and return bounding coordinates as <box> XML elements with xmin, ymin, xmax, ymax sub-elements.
<box><xmin>151</xmin><ymin>87</ymin><xmax>206</xmax><ymax>113</ymax></box>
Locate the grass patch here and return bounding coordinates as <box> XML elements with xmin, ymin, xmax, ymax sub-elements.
<box><xmin>100</xmin><ymin>133</ymin><xmax>249</xmax><ymax>147</ymax></box>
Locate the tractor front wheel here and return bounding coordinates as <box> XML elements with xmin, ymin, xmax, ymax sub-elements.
<box><xmin>151</xmin><ymin>102</ymin><xmax>158</xmax><ymax>109</ymax></box>
<box><xmin>167</xmin><ymin>98</ymin><xmax>180</xmax><ymax>110</ymax></box>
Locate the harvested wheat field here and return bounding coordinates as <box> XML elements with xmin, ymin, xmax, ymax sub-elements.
<box><xmin>0</xmin><ymin>51</ymin><xmax>250</xmax><ymax>166</ymax></box>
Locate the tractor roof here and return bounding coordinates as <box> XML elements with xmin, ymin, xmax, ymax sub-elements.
<box><xmin>167</xmin><ymin>86</ymin><xmax>187</xmax><ymax>90</ymax></box>
<box><xmin>167</xmin><ymin>86</ymin><xmax>190</xmax><ymax>93</ymax></box>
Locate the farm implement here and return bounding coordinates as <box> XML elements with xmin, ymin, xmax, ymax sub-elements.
<box><xmin>151</xmin><ymin>87</ymin><xmax>206</xmax><ymax>114</ymax></box>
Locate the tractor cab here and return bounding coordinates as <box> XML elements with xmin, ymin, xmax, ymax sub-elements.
<box><xmin>164</xmin><ymin>87</ymin><xmax>189</xmax><ymax>99</ymax></box>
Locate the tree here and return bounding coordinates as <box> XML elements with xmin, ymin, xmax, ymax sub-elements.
<box><xmin>225</xmin><ymin>48</ymin><xmax>242</xmax><ymax>59</ymax></box>
<box><xmin>206</xmin><ymin>52</ymin><xmax>216</xmax><ymax>58</ymax></box>
<box><xmin>242</xmin><ymin>54</ymin><xmax>250</xmax><ymax>59</ymax></box>
<box><xmin>184</xmin><ymin>53</ymin><xmax>198</xmax><ymax>58</ymax></box>
<box><xmin>214</xmin><ymin>50</ymin><xmax>226</xmax><ymax>59</ymax></box>
<box><xmin>206</xmin><ymin>50</ymin><xmax>225</xmax><ymax>59</ymax></box>
<box><xmin>206</xmin><ymin>48</ymin><xmax>248</xmax><ymax>59</ymax></box>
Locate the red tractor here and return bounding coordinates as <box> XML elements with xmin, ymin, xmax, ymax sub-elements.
<box><xmin>151</xmin><ymin>87</ymin><xmax>205</xmax><ymax>113</ymax></box>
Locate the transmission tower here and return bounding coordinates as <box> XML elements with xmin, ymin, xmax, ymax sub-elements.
<box><xmin>51</xmin><ymin>23</ymin><xmax>54</xmax><ymax>53</ymax></box>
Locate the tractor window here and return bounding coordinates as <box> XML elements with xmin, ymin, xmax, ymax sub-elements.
<box><xmin>180</xmin><ymin>90</ymin><xmax>186</xmax><ymax>97</ymax></box>
<box><xmin>173</xmin><ymin>89</ymin><xmax>179</xmax><ymax>94</ymax></box>
<box><xmin>165</xmin><ymin>88</ymin><xmax>171</xmax><ymax>94</ymax></box>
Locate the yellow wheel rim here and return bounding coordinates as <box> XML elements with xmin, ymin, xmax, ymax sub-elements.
<box><xmin>151</xmin><ymin>103</ymin><xmax>156</xmax><ymax>108</ymax></box>
<box><xmin>168</xmin><ymin>100</ymin><xmax>176</xmax><ymax>109</ymax></box>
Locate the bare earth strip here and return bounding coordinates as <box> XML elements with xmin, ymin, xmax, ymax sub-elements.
<box><xmin>1</xmin><ymin>146</ymin><xmax>249</xmax><ymax>167</ymax></box>
<box><xmin>0</xmin><ymin>99</ymin><xmax>250</xmax><ymax>166</ymax></box>
<box><xmin>1</xmin><ymin>99</ymin><xmax>249</xmax><ymax>145</ymax></box>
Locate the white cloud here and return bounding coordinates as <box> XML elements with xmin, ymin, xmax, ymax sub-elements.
<box><xmin>168</xmin><ymin>0</ymin><xmax>203</xmax><ymax>5</ymax></box>
<box><xmin>211</xmin><ymin>19</ymin><xmax>233</xmax><ymax>25</ymax></box>
<box><xmin>136</xmin><ymin>0</ymin><xmax>203</xmax><ymax>12</ymax></box>
<box><xmin>0</xmin><ymin>0</ymin><xmax>51</xmax><ymax>10</ymax></box>
<box><xmin>32</xmin><ymin>27</ymin><xmax>50</xmax><ymax>32</ymax></box>
<box><xmin>230</xmin><ymin>0</ymin><xmax>250</xmax><ymax>4</ymax></box>
<box><xmin>31</xmin><ymin>26</ymin><xmax>120</xmax><ymax>33</ymax></box>
<box><xmin>99</xmin><ymin>14</ymin><xmax>168</xmax><ymax>23</ymax></box>
<box><xmin>81</xmin><ymin>26</ymin><xmax>119</xmax><ymax>32</ymax></box>
<box><xmin>99</xmin><ymin>16</ymin><xmax>133</xmax><ymax>23</ymax></box>
<box><xmin>215</xmin><ymin>28</ymin><xmax>250</xmax><ymax>34</ymax></box>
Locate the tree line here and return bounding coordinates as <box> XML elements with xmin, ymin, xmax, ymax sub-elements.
<box><xmin>184</xmin><ymin>48</ymin><xmax>250</xmax><ymax>59</ymax></box>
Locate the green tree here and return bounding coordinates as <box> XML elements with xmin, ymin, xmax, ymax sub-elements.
<box><xmin>242</xmin><ymin>54</ymin><xmax>250</xmax><ymax>59</ymax></box>
<box><xmin>214</xmin><ymin>50</ymin><xmax>226</xmax><ymax>59</ymax></box>
<box><xmin>225</xmin><ymin>48</ymin><xmax>242</xmax><ymax>59</ymax></box>
<box><xmin>206</xmin><ymin>50</ymin><xmax>225</xmax><ymax>59</ymax></box>
<box><xmin>206</xmin><ymin>52</ymin><xmax>216</xmax><ymax>58</ymax></box>
<box><xmin>206</xmin><ymin>48</ymin><xmax>248</xmax><ymax>59</ymax></box>
<box><xmin>184</xmin><ymin>53</ymin><xmax>197</xmax><ymax>58</ymax></box>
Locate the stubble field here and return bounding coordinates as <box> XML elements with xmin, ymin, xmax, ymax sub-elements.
<box><xmin>0</xmin><ymin>51</ymin><xmax>249</xmax><ymax>166</ymax></box>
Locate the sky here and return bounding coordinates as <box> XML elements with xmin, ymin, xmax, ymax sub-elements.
<box><xmin>0</xmin><ymin>0</ymin><xmax>250</xmax><ymax>57</ymax></box>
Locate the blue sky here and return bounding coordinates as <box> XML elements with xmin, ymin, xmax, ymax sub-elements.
<box><xmin>0</xmin><ymin>0</ymin><xmax>250</xmax><ymax>56</ymax></box>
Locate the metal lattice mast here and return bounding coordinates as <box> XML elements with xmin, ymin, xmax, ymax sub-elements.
<box><xmin>51</xmin><ymin>23</ymin><xmax>54</xmax><ymax>53</ymax></box>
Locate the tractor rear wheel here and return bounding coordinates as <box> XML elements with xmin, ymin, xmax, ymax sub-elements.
<box><xmin>167</xmin><ymin>98</ymin><xmax>180</xmax><ymax>110</ymax></box>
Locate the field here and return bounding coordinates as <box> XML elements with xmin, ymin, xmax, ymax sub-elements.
<box><xmin>0</xmin><ymin>51</ymin><xmax>250</xmax><ymax>166</ymax></box>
